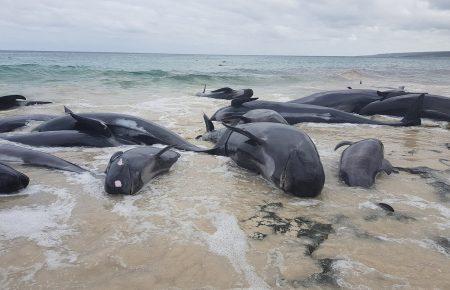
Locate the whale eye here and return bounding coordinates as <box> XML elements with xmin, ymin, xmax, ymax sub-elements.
<box><xmin>115</xmin><ymin>180</ymin><xmax>122</xmax><ymax>187</ymax></box>
<box><xmin>117</xmin><ymin>158</ymin><xmax>124</xmax><ymax>166</ymax></box>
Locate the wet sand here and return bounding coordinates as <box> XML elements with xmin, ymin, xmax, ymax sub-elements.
<box><xmin>0</xmin><ymin>89</ymin><xmax>448</xmax><ymax>289</ymax></box>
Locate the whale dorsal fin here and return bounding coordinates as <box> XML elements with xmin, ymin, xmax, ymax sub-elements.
<box><xmin>231</xmin><ymin>97</ymin><xmax>258</xmax><ymax>107</ymax></box>
<box><xmin>0</xmin><ymin>95</ymin><xmax>26</xmax><ymax>103</ymax></box>
<box><xmin>222</xmin><ymin>123</ymin><xmax>265</xmax><ymax>145</ymax></box>
<box><xmin>66</xmin><ymin>108</ymin><xmax>112</xmax><ymax>137</ymax></box>
<box><xmin>334</xmin><ymin>141</ymin><xmax>353</xmax><ymax>151</ymax></box>
<box><xmin>155</xmin><ymin>145</ymin><xmax>175</xmax><ymax>158</ymax></box>
<box><xmin>347</xmin><ymin>86</ymin><xmax>352</xmax><ymax>89</ymax></box>
<box><xmin>64</xmin><ymin>106</ymin><xmax>74</xmax><ymax>114</ymax></box>
<box><xmin>203</xmin><ymin>113</ymin><xmax>215</xmax><ymax>132</ymax></box>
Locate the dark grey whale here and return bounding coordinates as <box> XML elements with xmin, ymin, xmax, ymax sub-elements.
<box><xmin>211</xmin><ymin>94</ymin><xmax>424</xmax><ymax>126</ymax></box>
<box><xmin>289</xmin><ymin>88</ymin><xmax>409</xmax><ymax>113</ymax></box>
<box><xmin>0</xmin><ymin>95</ymin><xmax>52</xmax><ymax>111</ymax></box>
<box><xmin>0</xmin><ymin>162</ymin><xmax>29</xmax><ymax>194</ymax></box>
<box><xmin>105</xmin><ymin>146</ymin><xmax>180</xmax><ymax>195</ymax></box>
<box><xmin>1</xmin><ymin>130</ymin><xmax>121</xmax><ymax>148</ymax></box>
<box><xmin>203</xmin><ymin>122</ymin><xmax>325</xmax><ymax>197</ymax></box>
<box><xmin>335</xmin><ymin>139</ymin><xmax>397</xmax><ymax>188</ymax></box>
<box><xmin>0</xmin><ymin>114</ymin><xmax>56</xmax><ymax>133</ymax></box>
<box><xmin>196</xmin><ymin>87</ymin><xmax>253</xmax><ymax>100</ymax></box>
<box><xmin>360</xmin><ymin>93</ymin><xmax>450</xmax><ymax>121</ymax></box>
<box><xmin>0</xmin><ymin>144</ymin><xmax>87</xmax><ymax>173</ymax></box>
<box><xmin>33</xmin><ymin>108</ymin><xmax>203</xmax><ymax>151</ymax></box>
<box><xmin>198</xmin><ymin>109</ymin><xmax>288</xmax><ymax>143</ymax></box>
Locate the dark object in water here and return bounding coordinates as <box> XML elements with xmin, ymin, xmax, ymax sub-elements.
<box><xmin>377</xmin><ymin>202</ymin><xmax>395</xmax><ymax>213</ymax></box>
<box><xmin>196</xmin><ymin>87</ymin><xmax>253</xmax><ymax>100</ymax></box>
<box><xmin>0</xmin><ymin>95</ymin><xmax>52</xmax><ymax>111</ymax></box>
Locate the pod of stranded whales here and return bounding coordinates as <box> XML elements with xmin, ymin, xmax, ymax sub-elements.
<box><xmin>0</xmin><ymin>88</ymin><xmax>449</xmax><ymax>207</ymax></box>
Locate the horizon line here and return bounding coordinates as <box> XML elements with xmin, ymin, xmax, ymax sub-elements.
<box><xmin>1</xmin><ymin>49</ymin><xmax>449</xmax><ymax>58</ymax></box>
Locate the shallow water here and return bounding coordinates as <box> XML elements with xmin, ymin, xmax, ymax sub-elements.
<box><xmin>0</xmin><ymin>51</ymin><xmax>449</xmax><ymax>289</ymax></box>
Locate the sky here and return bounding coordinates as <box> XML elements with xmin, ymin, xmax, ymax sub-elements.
<box><xmin>1</xmin><ymin>0</ymin><xmax>450</xmax><ymax>56</ymax></box>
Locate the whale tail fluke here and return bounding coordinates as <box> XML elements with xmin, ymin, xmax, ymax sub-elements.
<box><xmin>400</xmin><ymin>93</ymin><xmax>424</xmax><ymax>126</ymax></box>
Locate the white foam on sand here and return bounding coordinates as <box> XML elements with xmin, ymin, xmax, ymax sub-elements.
<box><xmin>333</xmin><ymin>257</ymin><xmax>410</xmax><ymax>288</ymax></box>
<box><xmin>0</xmin><ymin>185</ymin><xmax>77</xmax><ymax>283</ymax></box>
<box><xmin>202</xmin><ymin>212</ymin><xmax>269</xmax><ymax>289</ymax></box>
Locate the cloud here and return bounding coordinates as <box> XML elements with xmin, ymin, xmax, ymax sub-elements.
<box><xmin>0</xmin><ymin>0</ymin><xmax>449</xmax><ymax>55</ymax></box>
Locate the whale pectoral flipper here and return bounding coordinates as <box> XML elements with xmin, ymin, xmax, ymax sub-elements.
<box><xmin>66</xmin><ymin>108</ymin><xmax>112</xmax><ymax>137</ymax></box>
<box><xmin>203</xmin><ymin>113</ymin><xmax>215</xmax><ymax>132</ymax></box>
<box><xmin>155</xmin><ymin>145</ymin><xmax>175</xmax><ymax>158</ymax></box>
<box><xmin>380</xmin><ymin>159</ymin><xmax>397</xmax><ymax>175</ymax></box>
<box><xmin>222</xmin><ymin>123</ymin><xmax>265</xmax><ymax>145</ymax></box>
<box><xmin>334</xmin><ymin>141</ymin><xmax>353</xmax><ymax>151</ymax></box>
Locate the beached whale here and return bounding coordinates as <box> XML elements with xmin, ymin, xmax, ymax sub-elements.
<box><xmin>360</xmin><ymin>93</ymin><xmax>450</xmax><ymax>121</ymax></box>
<box><xmin>0</xmin><ymin>95</ymin><xmax>52</xmax><ymax>111</ymax></box>
<box><xmin>334</xmin><ymin>139</ymin><xmax>397</xmax><ymax>188</ymax></box>
<box><xmin>0</xmin><ymin>144</ymin><xmax>87</xmax><ymax>173</ymax></box>
<box><xmin>198</xmin><ymin>109</ymin><xmax>288</xmax><ymax>143</ymax></box>
<box><xmin>203</xmin><ymin>122</ymin><xmax>325</xmax><ymax>197</ymax></box>
<box><xmin>196</xmin><ymin>87</ymin><xmax>253</xmax><ymax>100</ymax></box>
<box><xmin>0</xmin><ymin>162</ymin><xmax>29</xmax><ymax>194</ymax></box>
<box><xmin>105</xmin><ymin>146</ymin><xmax>180</xmax><ymax>195</ymax></box>
<box><xmin>289</xmin><ymin>88</ymin><xmax>409</xmax><ymax>113</ymax></box>
<box><xmin>0</xmin><ymin>114</ymin><xmax>57</xmax><ymax>132</ymax></box>
<box><xmin>1</xmin><ymin>130</ymin><xmax>122</xmax><ymax>148</ymax></box>
<box><xmin>33</xmin><ymin>108</ymin><xmax>203</xmax><ymax>151</ymax></box>
<box><xmin>211</xmin><ymin>94</ymin><xmax>424</xmax><ymax>126</ymax></box>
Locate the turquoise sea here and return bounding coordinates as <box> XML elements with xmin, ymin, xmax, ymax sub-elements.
<box><xmin>0</xmin><ymin>50</ymin><xmax>449</xmax><ymax>289</ymax></box>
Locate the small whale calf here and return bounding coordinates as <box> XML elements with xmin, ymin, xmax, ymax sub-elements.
<box><xmin>105</xmin><ymin>146</ymin><xmax>180</xmax><ymax>195</ymax></box>
<box><xmin>0</xmin><ymin>162</ymin><xmax>29</xmax><ymax>194</ymax></box>
<box><xmin>335</xmin><ymin>139</ymin><xmax>397</xmax><ymax>188</ymax></box>
<box><xmin>196</xmin><ymin>87</ymin><xmax>253</xmax><ymax>100</ymax></box>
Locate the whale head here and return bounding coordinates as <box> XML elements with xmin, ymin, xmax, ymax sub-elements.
<box><xmin>0</xmin><ymin>163</ymin><xmax>29</xmax><ymax>194</ymax></box>
<box><xmin>279</xmin><ymin>146</ymin><xmax>325</xmax><ymax>198</ymax></box>
<box><xmin>104</xmin><ymin>152</ymin><xmax>142</xmax><ymax>195</ymax></box>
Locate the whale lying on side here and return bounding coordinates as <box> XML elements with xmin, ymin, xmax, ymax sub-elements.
<box><xmin>211</xmin><ymin>94</ymin><xmax>424</xmax><ymax>127</ymax></box>
<box><xmin>0</xmin><ymin>95</ymin><xmax>52</xmax><ymax>111</ymax></box>
<box><xmin>33</xmin><ymin>108</ymin><xmax>203</xmax><ymax>151</ymax></box>
<box><xmin>360</xmin><ymin>93</ymin><xmax>450</xmax><ymax>121</ymax></box>
<box><xmin>0</xmin><ymin>114</ymin><xmax>57</xmax><ymax>132</ymax></box>
<box><xmin>289</xmin><ymin>88</ymin><xmax>409</xmax><ymax>113</ymax></box>
<box><xmin>335</xmin><ymin>139</ymin><xmax>397</xmax><ymax>188</ymax></box>
<box><xmin>0</xmin><ymin>144</ymin><xmax>87</xmax><ymax>173</ymax></box>
<box><xmin>105</xmin><ymin>146</ymin><xmax>180</xmax><ymax>195</ymax></box>
<box><xmin>196</xmin><ymin>87</ymin><xmax>253</xmax><ymax>100</ymax></box>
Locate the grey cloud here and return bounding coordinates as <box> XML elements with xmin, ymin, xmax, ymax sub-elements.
<box><xmin>0</xmin><ymin>0</ymin><xmax>449</xmax><ymax>55</ymax></box>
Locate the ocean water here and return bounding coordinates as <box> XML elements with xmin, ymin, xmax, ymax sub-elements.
<box><xmin>0</xmin><ymin>51</ymin><xmax>449</xmax><ymax>289</ymax></box>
